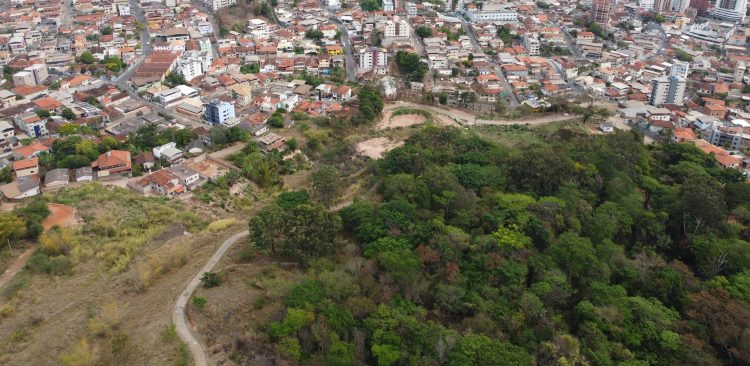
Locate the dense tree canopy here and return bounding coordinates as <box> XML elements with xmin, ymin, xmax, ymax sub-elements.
<box><xmin>247</xmin><ymin>125</ymin><xmax>750</xmax><ymax>365</ymax></box>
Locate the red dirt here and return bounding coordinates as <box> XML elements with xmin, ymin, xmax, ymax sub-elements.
<box><xmin>42</xmin><ymin>203</ymin><xmax>76</xmax><ymax>231</ymax></box>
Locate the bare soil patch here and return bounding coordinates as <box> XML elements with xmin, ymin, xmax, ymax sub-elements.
<box><xmin>377</xmin><ymin>114</ymin><xmax>427</xmax><ymax>130</ymax></box>
<box><xmin>355</xmin><ymin>137</ymin><xmax>404</xmax><ymax>159</ymax></box>
<box><xmin>42</xmin><ymin>204</ymin><xmax>77</xmax><ymax>231</ymax></box>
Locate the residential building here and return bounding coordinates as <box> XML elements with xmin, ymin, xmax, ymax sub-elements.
<box><xmin>208</xmin><ymin>0</ymin><xmax>236</xmax><ymax>11</ymax></box>
<box><xmin>92</xmin><ymin>150</ymin><xmax>132</xmax><ymax>177</ymax></box>
<box><xmin>13</xmin><ymin>157</ymin><xmax>38</xmax><ymax>177</ymax></box>
<box><xmin>523</xmin><ymin>34</ymin><xmax>541</xmax><ymax>56</ymax></box>
<box><xmin>359</xmin><ymin>47</ymin><xmax>389</xmax><ymax>72</ymax></box>
<box><xmin>13</xmin><ymin>71</ymin><xmax>36</xmax><ymax>86</ymax></box>
<box><xmin>383</xmin><ymin>0</ymin><xmax>394</xmax><ymax>11</ymax></box>
<box><xmin>44</xmin><ymin>168</ymin><xmax>70</xmax><ymax>189</ymax></box>
<box><xmin>465</xmin><ymin>8</ymin><xmax>518</xmax><ymax>22</ymax></box>
<box><xmin>406</xmin><ymin>2</ymin><xmax>417</xmax><ymax>17</ymax></box>
<box><xmin>15</xmin><ymin>112</ymin><xmax>47</xmax><ymax>138</ymax></box>
<box><xmin>714</xmin><ymin>0</ymin><xmax>747</xmax><ymax>21</ymax></box>
<box><xmin>592</xmin><ymin>0</ymin><xmax>612</xmax><ymax>25</ymax></box>
<box><xmin>384</xmin><ymin>19</ymin><xmax>410</xmax><ymax>38</ymax></box>
<box><xmin>204</xmin><ymin>100</ymin><xmax>236</xmax><ymax>126</ymax></box>
<box><xmin>650</xmin><ymin>76</ymin><xmax>686</xmax><ymax>106</ymax></box>
<box><xmin>671</xmin><ymin>0</ymin><xmax>691</xmax><ymax>12</ymax></box>
<box><xmin>670</xmin><ymin>60</ymin><xmax>690</xmax><ymax>79</ymax></box>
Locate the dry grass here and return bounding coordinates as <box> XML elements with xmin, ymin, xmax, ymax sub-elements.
<box><xmin>204</xmin><ymin>218</ymin><xmax>239</xmax><ymax>233</ymax></box>
<box><xmin>136</xmin><ymin>237</ymin><xmax>192</xmax><ymax>288</ymax></box>
<box><xmin>46</xmin><ymin>183</ymin><xmax>210</xmax><ymax>273</ymax></box>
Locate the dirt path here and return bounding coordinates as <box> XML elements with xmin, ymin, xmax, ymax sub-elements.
<box><xmin>208</xmin><ymin>142</ymin><xmax>244</xmax><ymax>159</ymax></box>
<box><xmin>383</xmin><ymin>101</ymin><xmax>576</xmax><ymax>126</ymax></box>
<box><xmin>173</xmin><ymin>230</ymin><xmax>250</xmax><ymax>366</ymax></box>
<box><xmin>0</xmin><ymin>204</ymin><xmax>77</xmax><ymax>295</ymax></box>
<box><xmin>0</xmin><ymin>245</ymin><xmax>35</xmax><ymax>292</ymax></box>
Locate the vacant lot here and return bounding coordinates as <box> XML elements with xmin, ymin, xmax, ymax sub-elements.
<box><xmin>355</xmin><ymin>137</ymin><xmax>404</xmax><ymax>159</ymax></box>
<box><xmin>0</xmin><ymin>183</ymin><xmax>248</xmax><ymax>366</ymax></box>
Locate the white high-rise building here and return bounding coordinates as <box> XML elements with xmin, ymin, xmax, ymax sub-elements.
<box><xmin>208</xmin><ymin>0</ymin><xmax>236</xmax><ymax>11</ymax></box>
<box><xmin>670</xmin><ymin>60</ymin><xmax>690</xmax><ymax>79</ymax></box>
<box><xmin>639</xmin><ymin>0</ymin><xmax>655</xmax><ymax>10</ymax></box>
<box><xmin>405</xmin><ymin>2</ymin><xmax>417</xmax><ymax>16</ymax></box>
<box><xmin>650</xmin><ymin>76</ymin><xmax>686</xmax><ymax>106</ymax></box>
<box><xmin>359</xmin><ymin>47</ymin><xmax>389</xmax><ymax>71</ymax></box>
<box><xmin>383</xmin><ymin>18</ymin><xmax>409</xmax><ymax>38</ymax></box>
<box><xmin>670</xmin><ymin>0</ymin><xmax>690</xmax><ymax>12</ymax></box>
<box><xmin>523</xmin><ymin>33</ymin><xmax>540</xmax><ymax>55</ymax></box>
<box><xmin>714</xmin><ymin>0</ymin><xmax>748</xmax><ymax>21</ymax></box>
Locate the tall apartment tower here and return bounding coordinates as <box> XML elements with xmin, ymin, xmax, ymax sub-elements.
<box><xmin>689</xmin><ymin>0</ymin><xmax>712</xmax><ymax>16</ymax></box>
<box><xmin>650</xmin><ymin>76</ymin><xmax>687</xmax><ymax>106</ymax></box>
<box><xmin>592</xmin><ymin>0</ymin><xmax>612</xmax><ymax>24</ymax></box>
<box><xmin>714</xmin><ymin>0</ymin><xmax>748</xmax><ymax>21</ymax></box>
<box><xmin>671</xmin><ymin>0</ymin><xmax>691</xmax><ymax>12</ymax></box>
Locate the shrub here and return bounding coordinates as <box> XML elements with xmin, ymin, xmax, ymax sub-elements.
<box><xmin>201</xmin><ymin>271</ymin><xmax>222</xmax><ymax>288</ymax></box>
<box><xmin>26</xmin><ymin>251</ymin><xmax>73</xmax><ymax>275</ymax></box>
<box><xmin>192</xmin><ymin>296</ymin><xmax>207</xmax><ymax>311</ymax></box>
<box><xmin>285</xmin><ymin>279</ymin><xmax>324</xmax><ymax>307</ymax></box>
<box><xmin>204</xmin><ymin>218</ymin><xmax>238</xmax><ymax>232</ymax></box>
<box><xmin>162</xmin><ymin>324</ymin><xmax>178</xmax><ymax>343</ymax></box>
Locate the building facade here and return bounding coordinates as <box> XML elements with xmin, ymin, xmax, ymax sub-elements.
<box><xmin>204</xmin><ymin>100</ymin><xmax>236</xmax><ymax>125</ymax></box>
<box><xmin>650</xmin><ymin>76</ymin><xmax>686</xmax><ymax>106</ymax></box>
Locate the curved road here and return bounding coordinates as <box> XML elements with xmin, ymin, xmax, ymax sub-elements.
<box><xmin>384</xmin><ymin>101</ymin><xmax>577</xmax><ymax>126</ymax></box>
<box><xmin>172</xmin><ymin>230</ymin><xmax>250</xmax><ymax>366</ymax></box>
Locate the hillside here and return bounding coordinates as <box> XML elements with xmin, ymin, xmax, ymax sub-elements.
<box><xmin>192</xmin><ymin>124</ymin><xmax>750</xmax><ymax>365</ymax></box>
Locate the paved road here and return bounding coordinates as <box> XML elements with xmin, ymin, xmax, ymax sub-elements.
<box><xmin>172</xmin><ymin>230</ymin><xmax>250</xmax><ymax>366</ymax></box>
<box><xmin>329</xmin><ymin>18</ymin><xmax>357</xmax><ymax>82</ymax></box>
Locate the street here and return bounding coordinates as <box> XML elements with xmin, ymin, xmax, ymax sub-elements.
<box><xmin>458</xmin><ymin>17</ymin><xmax>520</xmax><ymax>106</ymax></box>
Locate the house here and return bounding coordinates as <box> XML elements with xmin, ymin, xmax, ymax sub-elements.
<box><xmin>153</xmin><ymin>142</ymin><xmax>184</xmax><ymax>165</ymax></box>
<box><xmin>133</xmin><ymin>152</ymin><xmax>156</xmax><ymax>171</ymax></box>
<box><xmin>75</xmin><ymin>167</ymin><xmax>94</xmax><ymax>182</ymax></box>
<box><xmin>44</xmin><ymin>168</ymin><xmax>70</xmax><ymax>189</ymax></box>
<box><xmin>599</xmin><ymin>123</ymin><xmax>615</xmax><ymax>133</ymax></box>
<box><xmin>0</xmin><ymin>175</ymin><xmax>40</xmax><ymax>200</ymax></box>
<box><xmin>185</xmin><ymin>140</ymin><xmax>204</xmax><ymax>155</ymax></box>
<box><xmin>13</xmin><ymin>157</ymin><xmax>39</xmax><ymax>177</ymax></box>
<box><xmin>257</xmin><ymin>132</ymin><xmax>285</xmax><ymax>152</ymax></box>
<box><xmin>13</xmin><ymin>142</ymin><xmax>49</xmax><ymax>160</ymax></box>
<box><xmin>92</xmin><ymin>150</ymin><xmax>132</xmax><ymax>178</ymax></box>
<box><xmin>130</xmin><ymin>168</ymin><xmax>185</xmax><ymax>196</ymax></box>
<box><xmin>169</xmin><ymin>165</ymin><xmax>201</xmax><ymax>189</ymax></box>
<box><xmin>333</xmin><ymin>85</ymin><xmax>352</xmax><ymax>101</ymax></box>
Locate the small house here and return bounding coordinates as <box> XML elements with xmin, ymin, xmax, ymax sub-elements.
<box><xmin>44</xmin><ymin>168</ymin><xmax>70</xmax><ymax>189</ymax></box>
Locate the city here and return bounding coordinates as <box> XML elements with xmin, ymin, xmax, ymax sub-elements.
<box><xmin>0</xmin><ymin>0</ymin><xmax>749</xmax><ymax>364</ymax></box>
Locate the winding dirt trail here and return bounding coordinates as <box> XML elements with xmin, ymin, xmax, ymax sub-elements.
<box><xmin>172</xmin><ymin>230</ymin><xmax>250</xmax><ymax>366</ymax></box>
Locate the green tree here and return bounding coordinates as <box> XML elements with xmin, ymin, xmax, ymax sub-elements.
<box><xmin>360</xmin><ymin>0</ymin><xmax>381</xmax><ymax>10</ymax></box>
<box><xmin>416</xmin><ymin>26</ymin><xmax>432</xmax><ymax>38</ymax></box>
<box><xmin>358</xmin><ymin>86</ymin><xmax>384</xmax><ymax>122</ymax></box>
<box><xmin>80</xmin><ymin>51</ymin><xmax>95</xmax><ymax>64</ymax></box>
<box><xmin>311</xmin><ymin>164</ymin><xmax>342</xmax><ymax>208</ymax></box>
<box><xmin>61</xmin><ymin>108</ymin><xmax>76</xmax><ymax>120</ymax></box>
<box><xmin>0</xmin><ymin>212</ymin><xmax>27</xmax><ymax>245</ymax></box>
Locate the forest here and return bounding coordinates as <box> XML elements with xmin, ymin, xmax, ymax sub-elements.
<box><xmin>248</xmin><ymin>125</ymin><xmax>750</xmax><ymax>365</ymax></box>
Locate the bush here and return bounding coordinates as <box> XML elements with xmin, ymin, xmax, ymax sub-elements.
<box><xmin>204</xmin><ymin>218</ymin><xmax>238</xmax><ymax>232</ymax></box>
<box><xmin>26</xmin><ymin>251</ymin><xmax>73</xmax><ymax>275</ymax></box>
<box><xmin>162</xmin><ymin>324</ymin><xmax>178</xmax><ymax>342</ymax></box>
<box><xmin>192</xmin><ymin>296</ymin><xmax>207</xmax><ymax>311</ymax></box>
<box><xmin>201</xmin><ymin>271</ymin><xmax>222</xmax><ymax>288</ymax></box>
<box><xmin>285</xmin><ymin>279</ymin><xmax>324</xmax><ymax>307</ymax></box>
